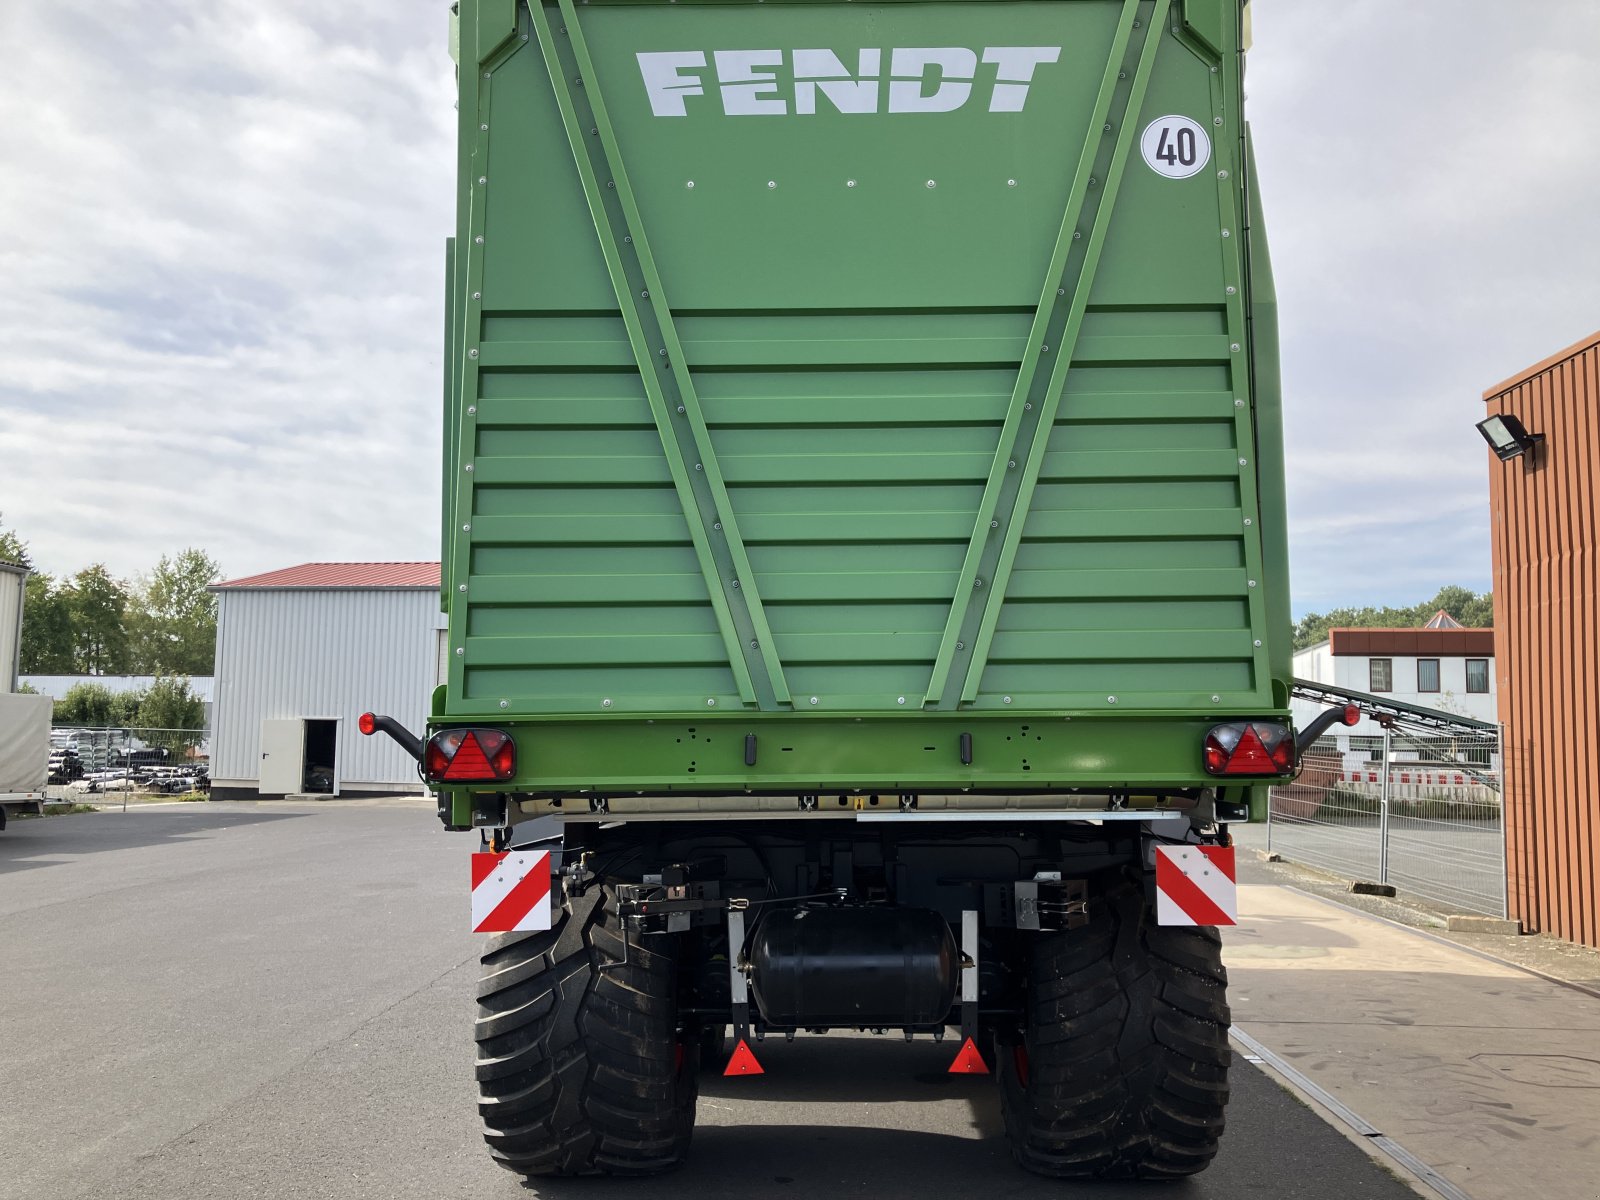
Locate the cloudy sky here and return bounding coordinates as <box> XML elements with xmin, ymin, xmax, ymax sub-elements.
<box><xmin>2</xmin><ymin>1</ymin><xmax>1597</xmax><ymax>614</ymax></box>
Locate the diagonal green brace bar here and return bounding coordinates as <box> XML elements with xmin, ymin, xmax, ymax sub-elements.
<box><xmin>526</xmin><ymin>0</ymin><xmax>790</xmax><ymax>707</ymax></box>
<box><xmin>957</xmin><ymin>0</ymin><xmax>1174</xmax><ymax>704</ymax></box>
<box><xmin>924</xmin><ymin>0</ymin><xmax>1161</xmax><ymax>709</ymax></box>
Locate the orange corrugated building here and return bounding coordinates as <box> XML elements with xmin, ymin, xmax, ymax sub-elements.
<box><xmin>1483</xmin><ymin>330</ymin><xmax>1600</xmax><ymax>948</ymax></box>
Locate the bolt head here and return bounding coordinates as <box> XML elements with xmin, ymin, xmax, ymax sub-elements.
<box><xmin>1003</xmin><ymin>696</ymin><xmax>1012</xmax><ymax>704</ymax></box>
<box><xmin>458</xmin><ymin>583</ymin><xmax>467</xmax><ymax>592</ymax></box>
<box><xmin>602</xmin><ymin>699</ymin><xmax>612</xmax><ymax>707</ymax></box>
<box><xmin>707</xmin><ymin>698</ymin><xmax>716</xmax><ymax>707</ymax></box>
<box><xmin>686</xmin><ymin>180</ymin><xmax>695</xmax><ymax>189</ymax></box>
<box><xmin>925</xmin><ymin>179</ymin><xmax>936</xmax><ymax>188</ymax></box>
<box><xmin>897</xmin><ymin>696</ymin><xmax>906</xmax><ymax>705</ymax></box>
<box><xmin>455</xmin><ymin>647</ymin><xmax>464</xmax><ymax>656</ymax></box>
<box><xmin>809</xmin><ymin>697</ymin><xmax>819</xmax><ymax>706</ymax></box>
<box><xmin>499</xmin><ymin>699</ymin><xmax>509</xmax><ymax>709</ymax></box>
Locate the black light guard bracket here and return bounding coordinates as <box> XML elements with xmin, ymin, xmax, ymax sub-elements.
<box><xmin>1294</xmin><ymin>703</ymin><xmax>1362</xmax><ymax>756</ymax></box>
<box><xmin>359</xmin><ymin>713</ymin><xmax>424</xmax><ymax>762</ymax></box>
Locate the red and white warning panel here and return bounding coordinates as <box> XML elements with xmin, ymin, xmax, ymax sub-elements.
<box><xmin>1154</xmin><ymin>845</ymin><xmax>1237</xmax><ymax>927</ymax></box>
<box><xmin>470</xmin><ymin>850</ymin><xmax>552</xmax><ymax>933</ymax></box>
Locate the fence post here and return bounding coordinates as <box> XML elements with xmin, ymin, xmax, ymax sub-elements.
<box><xmin>1377</xmin><ymin>724</ymin><xmax>1391</xmax><ymax>885</ymax></box>
<box><xmin>1497</xmin><ymin>723</ymin><xmax>1509</xmax><ymax>921</ymax></box>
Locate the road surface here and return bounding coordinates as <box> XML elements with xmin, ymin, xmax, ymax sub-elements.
<box><xmin>1</xmin><ymin>801</ymin><xmax>1419</xmax><ymax>1200</ymax></box>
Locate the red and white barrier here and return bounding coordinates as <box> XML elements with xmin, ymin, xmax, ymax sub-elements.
<box><xmin>1154</xmin><ymin>845</ymin><xmax>1236</xmax><ymax>927</ymax></box>
<box><xmin>470</xmin><ymin>850</ymin><xmax>552</xmax><ymax>933</ymax></box>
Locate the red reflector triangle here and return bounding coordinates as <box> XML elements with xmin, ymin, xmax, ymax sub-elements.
<box><xmin>443</xmin><ymin>732</ymin><xmax>493</xmax><ymax>781</ymax></box>
<box><xmin>1227</xmin><ymin>726</ymin><xmax>1277</xmax><ymax>774</ymax></box>
<box><xmin>724</xmin><ymin>1038</ymin><xmax>764</xmax><ymax>1077</ymax></box>
<box><xmin>948</xmin><ymin>1037</ymin><xmax>989</xmax><ymax>1075</ymax></box>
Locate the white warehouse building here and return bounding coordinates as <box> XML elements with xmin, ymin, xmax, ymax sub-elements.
<box><xmin>210</xmin><ymin>563</ymin><xmax>443</xmax><ymax>799</ymax></box>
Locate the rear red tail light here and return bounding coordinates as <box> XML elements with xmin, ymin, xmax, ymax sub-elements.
<box><xmin>424</xmin><ymin>728</ymin><xmax>516</xmax><ymax>783</ymax></box>
<box><xmin>1203</xmin><ymin>722</ymin><xmax>1295</xmax><ymax>777</ymax></box>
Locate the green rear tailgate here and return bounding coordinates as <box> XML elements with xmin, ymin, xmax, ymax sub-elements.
<box><xmin>441</xmin><ymin>0</ymin><xmax>1290</xmax><ymax>791</ymax></box>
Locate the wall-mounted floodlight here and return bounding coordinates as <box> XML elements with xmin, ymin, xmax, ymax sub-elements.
<box><xmin>1476</xmin><ymin>413</ymin><xmax>1544</xmax><ymax>462</ymax></box>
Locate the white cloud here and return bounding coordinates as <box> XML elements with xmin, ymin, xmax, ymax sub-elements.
<box><xmin>0</xmin><ymin>0</ymin><xmax>455</xmax><ymax>580</ymax></box>
<box><xmin>1248</xmin><ymin>0</ymin><xmax>1600</xmax><ymax>612</ymax></box>
<box><xmin>2</xmin><ymin>1</ymin><xmax>1597</xmax><ymax>622</ymax></box>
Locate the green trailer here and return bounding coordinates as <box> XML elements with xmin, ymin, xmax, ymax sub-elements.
<box><xmin>365</xmin><ymin>0</ymin><xmax>1332</xmax><ymax>1179</ymax></box>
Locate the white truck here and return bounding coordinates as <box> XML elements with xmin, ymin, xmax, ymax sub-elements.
<box><xmin>1</xmin><ymin>561</ymin><xmax>50</xmax><ymax>830</ymax></box>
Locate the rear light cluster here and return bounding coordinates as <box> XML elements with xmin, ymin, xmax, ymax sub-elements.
<box><xmin>1203</xmin><ymin>722</ymin><xmax>1295</xmax><ymax>777</ymax></box>
<box><xmin>423</xmin><ymin>728</ymin><xmax>516</xmax><ymax>783</ymax></box>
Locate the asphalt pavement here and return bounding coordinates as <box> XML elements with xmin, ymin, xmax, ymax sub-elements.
<box><xmin>1</xmin><ymin>801</ymin><xmax>1421</xmax><ymax>1200</ymax></box>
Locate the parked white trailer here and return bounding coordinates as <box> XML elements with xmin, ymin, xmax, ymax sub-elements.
<box><xmin>2</xmin><ymin>562</ymin><xmax>51</xmax><ymax>829</ymax></box>
<box><xmin>1</xmin><ymin>692</ymin><xmax>51</xmax><ymax>830</ymax></box>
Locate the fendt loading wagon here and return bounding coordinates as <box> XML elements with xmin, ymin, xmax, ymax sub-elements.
<box><xmin>365</xmin><ymin>0</ymin><xmax>1350</xmax><ymax>1179</ymax></box>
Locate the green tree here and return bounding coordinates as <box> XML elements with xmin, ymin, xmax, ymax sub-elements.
<box><xmin>0</xmin><ymin>518</ymin><xmax>76</xmax><ymax>673</ymax></box>
<box><xmin>54</xmin><ymin>682</ymin><xmax>118</xmax><ymax>726</ymax></box>
<box><xmin>128</xmin><ymin>550</ymin><xmax>221</xmax><ymax>675</ymax></box>
<box><xmin>65</xmin><ymin>564</ymin><xmax>131</xmax><ymax>674</ymax></box>
<box><xmin>1293</xmin><ymin>586</ymin><xmax>1494</xmax><ymax>650</ymax></box>
<box><xmin>20</xmin><ymin>572</ymin><xmax>76</xmax><ymax>672</ymax></box>
<box><xmin>0</xmin><ymin>514</ymin><xmax>29</xmax><ymax>567</ymax></box>
<box><xmin>137</xmin><ymin>676</ymin><xmax>207</xmax><ymax>758</ymax></box>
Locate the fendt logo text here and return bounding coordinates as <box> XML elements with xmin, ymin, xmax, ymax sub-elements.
<box><xmin>637</xmin><ymin>47</ymin><xmax>1063</xmax><ymax>117</ymax></box>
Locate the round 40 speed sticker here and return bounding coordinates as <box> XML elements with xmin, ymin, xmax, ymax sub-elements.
<box><xmin>1141</xmin><ymin>115</ymin><xmax>1212</xmax><ymax>179</ymax></box>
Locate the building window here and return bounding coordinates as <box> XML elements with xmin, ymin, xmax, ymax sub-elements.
<box><xmin>1417</xmin><ymin>658</ymin><xmax>1440</xmax><ymax>692</ymax></box>
<box><xmin>1370</xmin><ymin>658</ymin><xmax>1392</xmax><ymax>692</ymax></box>
<box><xmin>1466</xmin><ymin>659</ymin><xmax>1489</xmax><ymax>693</ymax></box>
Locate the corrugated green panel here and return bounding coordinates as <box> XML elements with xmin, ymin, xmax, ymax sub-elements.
<box><xmin>442</xmin><ymin>0</ymin><xmax>1287</xmax><ymax>738</ymax></box>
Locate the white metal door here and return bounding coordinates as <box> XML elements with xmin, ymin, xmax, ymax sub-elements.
<box><xmin>259</xmin><ymin>719</ymin><xmax>304</xmax><ymax>795</ymax></box>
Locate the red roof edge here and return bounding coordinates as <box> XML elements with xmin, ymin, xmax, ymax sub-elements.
<box><xmin>214</xmin><ymin>562</ymin><xmax>441</xmax><ymax>590</ymax></box>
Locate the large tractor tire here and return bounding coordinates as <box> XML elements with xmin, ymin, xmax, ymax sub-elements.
<box><xmin>997</xmin><ymin>886</ymin><xmax>1231</xmax><ymax>1179</ymax></box>
<box><xmin>475</xmin><ymin>886</ymin><xmax>699</xmax><ymax>1177</ymax></box>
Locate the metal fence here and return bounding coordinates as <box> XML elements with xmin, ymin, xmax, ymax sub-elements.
<box><xmin>1268</xmin><ymin>722</ymin><xmax>1506</xmax><ymax>918</ymax></box>
<box><xmin>47</xmin><ymin>726</ymin><xmax>212</xmax><ymax>808</ymax></box>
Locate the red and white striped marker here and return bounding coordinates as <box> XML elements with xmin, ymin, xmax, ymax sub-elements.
<box><xmin>470</xmin><ymin>850</ymin><xmax>552</xmax><ymax>933</ymax></box>
<box><xmin>1154</xmin><ymin>845</ymin><xmax>1236</xmax><ymax>926</ymax></box>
